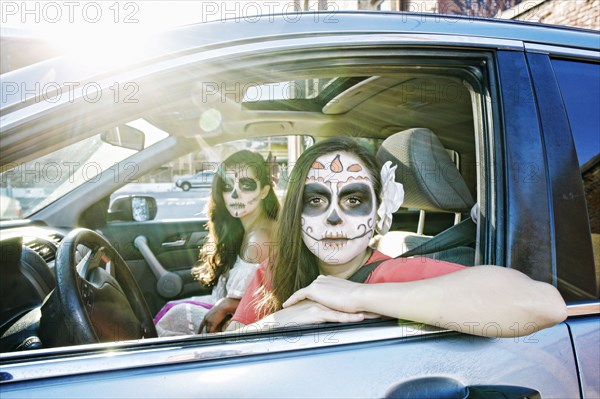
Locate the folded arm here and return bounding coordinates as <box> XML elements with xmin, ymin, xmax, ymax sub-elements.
<box><xmin>281</xmin><ymin>266</ymin><xmax>567</xmax><ymax>337</ymax></box>
<box><xmin>226</xmin><ymin>299</ymin><xmax>372</xmax><ymax>333</ymax></box>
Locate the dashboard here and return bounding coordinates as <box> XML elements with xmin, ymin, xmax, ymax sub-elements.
<box><xmin>1</xmin><ymin>224</ymin><xmax>68</xmax><ymax>350</ymax></box>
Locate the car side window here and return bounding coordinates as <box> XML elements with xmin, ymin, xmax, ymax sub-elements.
<box><xmin>111</xmin><ymin>136</ymin><xmax>310</xmax><ymax>220</ymax></box>
<box><xmin>551</xmin><ymin>58</ymin><xmax>600</xmax><ymax>274</ymax></box>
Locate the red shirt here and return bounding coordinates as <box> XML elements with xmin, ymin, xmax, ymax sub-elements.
<box><xmin>231</xmin><ymin>250</ymin><xmax>465</xmax><ymax>325</ymax></box>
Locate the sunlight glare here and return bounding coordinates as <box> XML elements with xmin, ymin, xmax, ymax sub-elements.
<box><xmin>46</xmin><ymin>25</ymin><xmax>152</xmax><ymax>70</ymax></box>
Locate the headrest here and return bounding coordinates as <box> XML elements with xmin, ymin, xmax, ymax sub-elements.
<box><xmin>376</xmin><ymin>128</ymin><xmax>474</xmax><ymax>213</ymax></box>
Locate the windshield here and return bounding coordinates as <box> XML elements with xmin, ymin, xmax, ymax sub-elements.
<box><xmin>0</xmin><ymin>119</ymin><xmax>168</xmax><ymax>219</ymax></box>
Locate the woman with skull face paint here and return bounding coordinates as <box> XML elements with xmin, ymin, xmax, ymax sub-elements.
<box><xmin>227</xmin><ymin>138</ymin><xmax>566</xmax><ymax>338</ymax></box>
<box><xmin>154</xmin><ymin>150</ymin><xmax>279</xmax><ymax>336</ymax></box>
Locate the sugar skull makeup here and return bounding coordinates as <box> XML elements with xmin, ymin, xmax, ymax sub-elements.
<box><xmin>222</xmin><ymin>166</ymin><xmax>264</xmax><ymax>219</ymax></box>
<box><xmin>301</xmin><ymin>152</ymin><xmax>377</xmax><ymax>265</ymax></box>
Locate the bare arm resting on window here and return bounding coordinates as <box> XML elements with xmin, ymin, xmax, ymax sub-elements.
<box><xmin>235</xmin><ymin>266</ymin><xmax>567</xmax><ymax>338</ymax></box>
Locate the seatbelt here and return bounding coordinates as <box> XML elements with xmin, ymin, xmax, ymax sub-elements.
<box><xmin>348</xmin><ymin>259</ymin><xmax>386</xmax><ymax>283</ymax></box>
<box><xmin>398</xmin><ymin>217</ymin><xmax>476</xmax><ymax>258</ymax></box>
<box><xmin>349</xmin><ymin>217</ymin><xmax>476</xmax><ymax>282</ymax></box>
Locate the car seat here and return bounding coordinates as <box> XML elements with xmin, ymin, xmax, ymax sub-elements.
<box><xmin>375</xmin><ymin>128</ymin><xmax>476</xmax><ymax>265</ymax></box>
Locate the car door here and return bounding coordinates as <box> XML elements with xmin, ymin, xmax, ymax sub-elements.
<box><xmin>0</xmin><ymin>321</ymin><xmax>580</xmax><ymax>398</ymax></box>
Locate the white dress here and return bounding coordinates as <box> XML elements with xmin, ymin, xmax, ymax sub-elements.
<box><xmin>155</xmin><ymin>256</ymin><xmax>259</xmax><ymax>337</ymax></box>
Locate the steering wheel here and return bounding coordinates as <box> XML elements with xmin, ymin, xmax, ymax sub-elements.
<box><xmin>52</xmin><ymin>228</ymin><xmax>157</xmax><ymax>345</ymax></box>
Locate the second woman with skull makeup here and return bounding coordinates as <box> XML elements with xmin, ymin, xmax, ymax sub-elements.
<box><xmin>154</xmin><ymin>150</ymin><xmax>279</xmax><ymax>336</ymax></box>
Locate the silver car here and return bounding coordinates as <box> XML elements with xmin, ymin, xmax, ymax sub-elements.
<box><xmin>0</xmin><ymin>11</ymin><xmax>598</xmax><ymax>398</ymax></box>
<box><xmin>175</xmin><ymin>171</ymin><xmax>216</xmax><ymax>191</ymax></box>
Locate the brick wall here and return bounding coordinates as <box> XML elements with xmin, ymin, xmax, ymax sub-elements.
<box><xmin>583</xmin><ymin>157</ymin><xmax>600</xmax><ymax>289</ymax></box>
<box><xmin>583</xmin><ymin>156</ymin><xmax>600</xmax><ymax>234</ymax></box>
<box><xmin>508</xmin><ymin>0</ymin><xmax>599</xmax><ymax>30</ymax></box>
<box><xmin>421</xmin><ymin>0</ymin><xmax>600</xmax><ymax>30</ymax></box>
<box><xmin>437</xmin><ymin>0</ymin><xmax>524</xmax><ymax>17</ymax></box>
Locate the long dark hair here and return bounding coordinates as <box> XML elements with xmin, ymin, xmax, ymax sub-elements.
<box><xmin>258</xmin><ymin>137</ymin><xmax>381</xmax><ymax>315</ymax></box>
<box><xmin>193</xmin><ymin>150</ymin><xmax>279</xmax><ymax>286</ymax></box>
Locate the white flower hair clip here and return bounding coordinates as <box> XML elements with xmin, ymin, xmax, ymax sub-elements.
<box><xmin>376</xmin><ymin>161</ymin><xmax>404</xmax><ymax>235</ymax></box>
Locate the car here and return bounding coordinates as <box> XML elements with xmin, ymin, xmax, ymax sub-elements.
<box><xmin>0</xmin><ymin>11</ymin><xmax>598</xmax><ymax>398</ymax></box>
<box><xmin>175</xmin><ymin>170</ymin><xmax>216</xmax><ymax>191</ymax></box>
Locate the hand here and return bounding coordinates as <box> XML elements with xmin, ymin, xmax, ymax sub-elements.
<box><xmin>264</xmin><ymin>300</ymin><xmax>368</xmax><ymax>328</ymax></box>
<box><xmin>198</xmin><ymin>297</ymin><xmax>241</xmax><ymax>333</ymax></box>
<box><xmin>282</xmin><ymin>275</ymin><xmax>365</xmax><ymax>313</ymax></box>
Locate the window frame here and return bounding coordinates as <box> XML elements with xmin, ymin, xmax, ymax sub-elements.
<box><xmin>529</xmin><ymin>52</ymin><xmax>599</xmax><ymax>302</ymax></box>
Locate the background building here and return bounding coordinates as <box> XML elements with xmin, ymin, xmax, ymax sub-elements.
<box><xmin>495</xmin><ymin>0</ymin><xmax>599</xmax><ymax>30</ymax></box>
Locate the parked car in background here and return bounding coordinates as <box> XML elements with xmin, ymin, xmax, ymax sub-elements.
<box><xmin>174</xmin><ymin>170</ymin><xmax>215</xmax><ymax>191</ymax></box>
<box><xmin>0</xmin><ymin>11</ymin><xmax>598</xmax><ymax>398</ymax></box>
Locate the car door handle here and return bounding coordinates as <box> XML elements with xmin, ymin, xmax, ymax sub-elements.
<box><xmin>385</xmin><ymin>377</ymin><xmax>541</xmax><ymax>399</ymax></box>
<box><xmin>162</xmin><ymin>239</ymin><xmax>186</xmax><ymax>247</ymax></box>
<box><xmin>467</xmin><ymin>385</ymin><xmax>541</xmax><ymax>399</ymax></box>
<box><xmin>134</xmin><ymin>235</ymin><xmax>183</xmax><ymax>298</ymax></box>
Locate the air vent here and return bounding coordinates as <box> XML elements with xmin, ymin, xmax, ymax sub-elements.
<box><xmin>24</xmin><ymin>238</ymin><xmax>57</xmax><ymax>263</ymax></box>
<box><xmin>47</xmin><ymin>232</ymin><xmax>63</xmax><ymax>246</ymax></box>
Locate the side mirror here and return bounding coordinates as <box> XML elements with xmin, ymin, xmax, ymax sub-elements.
<box><xmin>108</xmin><ymin>195</ymin><xmax>157</xmax><ymax>222</ymax></box>
<box><xmin>101</xmin><ymin>125</ymin><xmax>145</xmax><ymax>151</ymax></box>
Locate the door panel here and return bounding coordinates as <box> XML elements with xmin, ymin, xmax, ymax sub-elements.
<box><xmin>0</xmin><ymin>323</ymin><xmax>579</xmax><ymax>398</ymax></box>
<box><xmin>102</xmin><ymin>219</ymin><xmax>207</xmax><ymax>262</ymax></box>
<box><xmin>101</xmin><ymin>219</ymin><xmax>209</xmax><ymax>312</ymax></box>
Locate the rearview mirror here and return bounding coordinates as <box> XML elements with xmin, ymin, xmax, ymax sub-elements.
<box><xmin>101</xmin><ymin>125</ymin><xmax>145</xmax><ymax>151</ymax></box>
<box><xmin>108</xmin><ymin>195</ymin><xmax>157</xmax><ymax>222</ymax></box>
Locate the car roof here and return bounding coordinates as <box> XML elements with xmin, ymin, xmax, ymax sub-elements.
<box><xmin>1</xmin><ymin>11</ymin><xmax>598</xmax><ymax>168</ymax></box>
<box><xmin>2</xmin><ymin>11</ymin><xmax>598</xmax><ymax>104</ymax></box>
<box><xmin>3</xmin><ymin>12</ymin><xmax>598</xmax><ymax>113</ymax></box>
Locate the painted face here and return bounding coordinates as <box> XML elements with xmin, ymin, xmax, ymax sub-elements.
<box><xmin>301</xmin><ymin>152</ymin><xmax>376</xmax><ymax>265</ymax></box>
<box><xmin>222</xmin><ymin>165</ymin><xmax>264</xmax><ymax>219</ymax></box>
